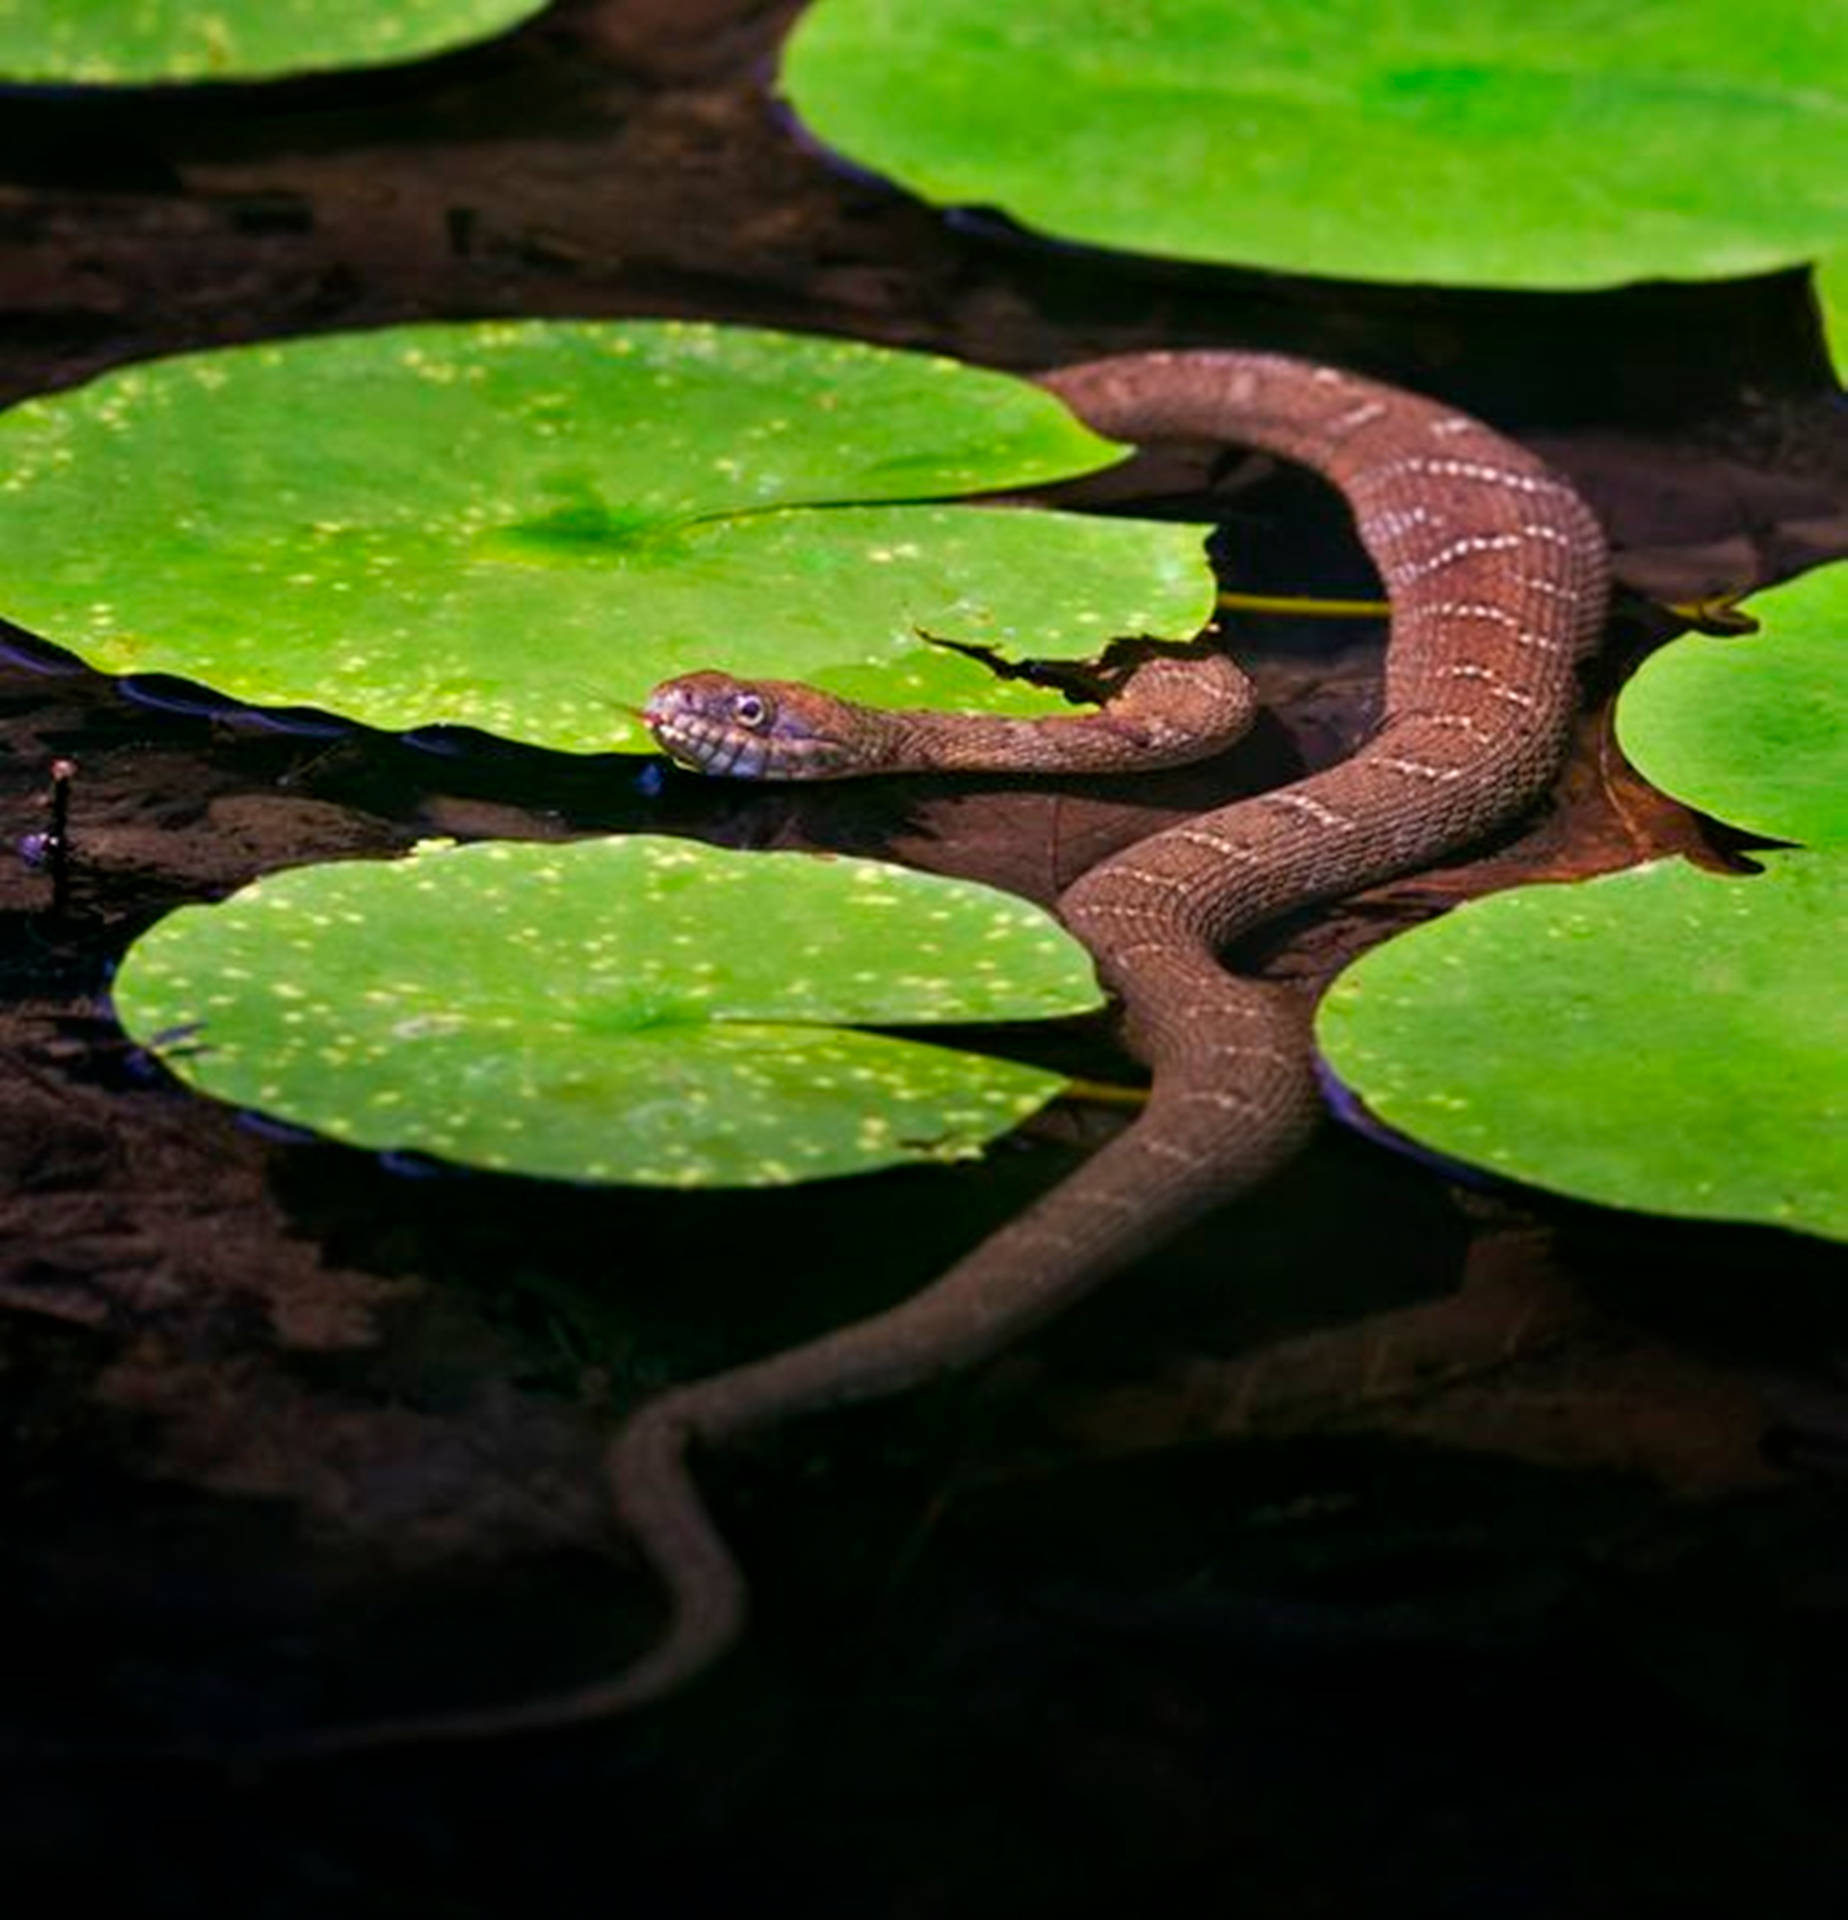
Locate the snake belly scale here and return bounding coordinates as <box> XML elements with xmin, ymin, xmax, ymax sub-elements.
<box><xmin>317</xmin><ymin>351</ymin><xmax>1610</xmax><ymax>1751</ymax></box>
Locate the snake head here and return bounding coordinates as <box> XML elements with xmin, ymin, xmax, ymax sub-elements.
<box><xmin>642</xmin><ymin>671</ymin><xmax>867</xmax><ymax>780</ymax></box>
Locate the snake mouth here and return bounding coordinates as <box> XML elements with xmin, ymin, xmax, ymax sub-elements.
<box><xmin>642</xmin><ymin>679</ymin><xmax>793</xmax><ymax>779</ymax></box>
<box><xmin>642</xmin><ymin>692</ymin><xmax>756</xmax><ymax>777</ymax></box>
<box><xmin>643</xmin><ymin>673</ymin><xmax>867</xmax><ymax>780</ymax></box>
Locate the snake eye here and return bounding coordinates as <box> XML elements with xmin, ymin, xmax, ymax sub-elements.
<box><xmin>731</xmin><ymin>690</ymin><xmax>771</xmax><ymax>730</ymax></box>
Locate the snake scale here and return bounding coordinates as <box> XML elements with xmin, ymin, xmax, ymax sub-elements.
<box><xmin>318</xmin><ymin>350</ymin><xmax>1610</xmax><ymax>1751</ymax></box>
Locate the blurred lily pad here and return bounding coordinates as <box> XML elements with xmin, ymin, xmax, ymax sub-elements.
<box><xmin>0</xmin><ymin>0</ymin><xmax>546</xmax><ymax>85</ymax></box>
<box><xmin>783</xmin><ymin>0</ymin><xmax>1848</xmax><ymax>288</ymax></box>
<box><xmin>0</xmin><ymin>320</ymin><xmax>1212</xmax><ymax>753</ymax></box>
<box><xmin>1317</xmin><ymin>854</ymin><xmax>1848</xmax><ymax>1241</ymax></box>
<box><xmin>111</xmin><ymin>836</ymin><xmax>1105</xmax><ymax>1186</ymax></box>
<box><xmin>1617</xmin><ymin>564</ymin><xmax>1848</xmax><ymax>849</ymax></box>
<box><xmin>1815</xmin><ymin>255</ymin><xmax>1848</xmax><ymax>379</ymax></box>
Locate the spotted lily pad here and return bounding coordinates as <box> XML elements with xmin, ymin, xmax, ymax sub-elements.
<box><xmin>1616</xmin><ymin>564</ymin><xmax>1848</xmax><ymax>850</ymax></box>
<box><xmin>0</xmin><ymin>0</ymin><xmax>547</xmax><ymax>85</ymax></box>
<box><xmin>110</xmin><ymin>836</ymin><xmax>1105</xmax><ymax>1186</ymax></box>
<box><xmin>0</xmin><ymin>321</ymin><xmax>1213</xmax><ymax>753</ymax></box>
<box><xmin>1316</xmin><ymin>854</ymin><xmax>1848</xmax><ymax>1241</ymax></box>
<box><xmin>782</xmin><ymin>0</ymin><xmax>1848</xmax><ymax>288</ymax></box>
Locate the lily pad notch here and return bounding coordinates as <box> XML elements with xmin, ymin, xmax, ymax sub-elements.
<box><xmin>0</xmin><ymin>320</ymin><xmax>1217</xmax><ymax>755</ymax></box>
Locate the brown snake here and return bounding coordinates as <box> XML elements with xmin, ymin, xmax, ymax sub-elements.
<box><xmin>301</xmin><ymin>350</ymin><xmax>1609</xmax><ymax>1752</ymax></box>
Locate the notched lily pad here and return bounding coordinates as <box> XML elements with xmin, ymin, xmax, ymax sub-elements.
<box><xmin>111</xmin><ymin>836</ymin><xmax>1106</xmax><ymax>1186</ymax></box>
<box><xmin>1617</xmin><ymin>565</ymin><xmax>1848</xmax><ymax>851</ymax></box>
<box><xmin>0</xmin><ymin>0</ymin><xmax>547</xmax><ymax>85</ymax></box>
<box><xmin>1316</xmin><ymin>854</ymin><xmax>1848</xmax><ymax>1242</ymax></box>
<box><xmin>0</xmin><ymin>320</ymin><xmax>1214</xmax><ymax>754</ymax></box>
<box><xmin>782</xmin><ymin>0</ymin><xmax>1848</xmax><ymax>288</ymax></box>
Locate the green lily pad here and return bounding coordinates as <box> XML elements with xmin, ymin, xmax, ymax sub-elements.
<box><xmin>0</xmin><ymin>0</ymin><xmax>547</xmax><ymax>85</ymax></box>
<box><xmin>1616</xmin><ymin>565</ymin><xmax>1848</xmax><ymax>849</ymax></box>
<box><xmin>782</xmin><ymin>0</ymin><xmax>1848</xmax><ymax>289</ymax></box>
<box><xmin>111</xmin><ymin>836</ymin><xmax>1106</xmax><ymax>1186</ymax></box>
<box><xmin>1815</xmin><ymin>255</ymin><xmax>1848</xmax><ymax>379</ymax></box>
<box><xmin>1316</xmin><ymin>853</ymin><xmax>1848</xmax><ymax>1241</ymax></box>
<box><xmin>0</xmin><ymin>320</ymin><xmax>1212</xmax><ymax>754</ymax></box>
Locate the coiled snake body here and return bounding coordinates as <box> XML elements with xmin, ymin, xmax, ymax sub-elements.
<box><xmin>337</xmin><ymin>352</ymin><xmax>1611</xmax><ymax>1747</ymax></box>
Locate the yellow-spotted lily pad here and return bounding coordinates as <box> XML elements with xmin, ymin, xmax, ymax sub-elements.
<box><xmin>0</xmin><ymin>321</ymin><xmax>1214</xmax><ymax>754</ymax></box>
<box><xmin>0</xmin><ymin>0</ymin><xmax>548</xmax><ymax>86</ymax></box>
<box><xmin>111</xmin><ymin>836</ymin><xmax>1106</xmax><ymax>1187</ymax></box>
